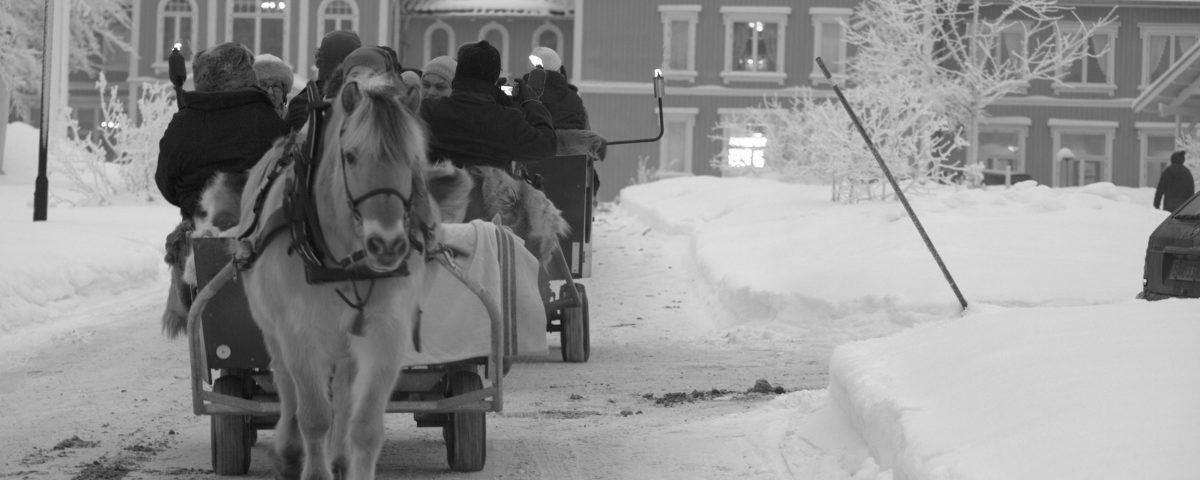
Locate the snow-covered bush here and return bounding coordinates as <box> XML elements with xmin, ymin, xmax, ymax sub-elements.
<box><xmin>51</xmin><ymin>74</ymin><xmax>175</xmax><ymax>206</ymax></box>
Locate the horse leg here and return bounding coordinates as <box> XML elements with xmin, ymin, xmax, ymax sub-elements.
<box><xmin>264</xmin><ymin>337</ymin><xmax>304</xmax><ymax>480</ymax></box>
<box><xmin>287</xmin><ymin>353</ymin><xmax>336</xmax><ymax>480</ymax></box>
<box><xmin>342</xmin><ymin>327</ymin><xmax>404</xmax><ymax>480</ymax></box>
<box><xmin>330</xmin><ymin>357</ymin><xmax>356</xmax><ymax>478</ymax></box>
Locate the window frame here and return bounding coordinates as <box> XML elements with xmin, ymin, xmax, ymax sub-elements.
<box><xmin>1137</xmin><ymin>122</ymin><xmax>1180</xmax><ymax>187</ymax></box>
<box><xmin>478</xmin><ymin>21</ymin><xmax>511</xmax><ymax>75</ymax></box>
<box><xmin>657</xmin><ymin>107</ymin><xmax>699</xmax><ymax>176</ymax></box>
<box><xmin>423</xmin><ymin>20</ymin><xmax>456</xmax><ymax>64</ymax></box>
<box><xmin>1139</xmin><ymin>24</ymin><xmax>1200</xmax><ymax>90</ymax></box>
<box><xmin>809</xmin><ymin>7</ymin><xmax>851</xmax><ymax>85</ymax></box>
<box><xmin>720</xmin><ymin>6</ymin><xmax>791</xmax><ymax>85</ymax></box>
<box><xmin>659</xmin><ymin>5</ymin><xmax>701</xmax><ymax>83</ymax></box>
<box><xmin>226</xmin><ymin>0</ymin><xmax>291</xmax><ymax>62</ymax></box>
<box><xmin>1053</xmin><ymin>21</ymin><xmax>1119</xmax><ymax>96</ymax></box>
<box><xmin>531</xmin><ymin>21</ymin><xmax>565</xmax><ymax>59</ymax></box>
<box><xmin>1049</xmin><ymin>118</ymin><xmax>1117</xmax><ymax>187</ymax></box>
<box><xmin>317</xmin><ymin>0</ymin><xmax>359</xmax><ymax>39</ymax></box>
<box><xmin>153</xmin><ymin>0</ymin><xmax>198</xmax><ymax>75</ymax></box>
<box><xmin>978</xmin><ymin>116</ymin><xmax>1031</xmax><ymax>175</ymax></box>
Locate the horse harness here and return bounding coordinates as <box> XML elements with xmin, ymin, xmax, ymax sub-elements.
<box><xmin>234</xmin><ymin>81</ymin><xmax>438</xmax><ymax>335</ymax></box>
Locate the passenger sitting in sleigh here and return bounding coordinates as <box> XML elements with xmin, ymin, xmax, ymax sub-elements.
<box><xmin>156</xmin><ymin>42</ymin><xmax>289</xmax><ymax>339</ymax></box>
<box><xmin>418</xmin><ymin>40</ymin><xmax>570</xmax><ymax>266</ymax></box>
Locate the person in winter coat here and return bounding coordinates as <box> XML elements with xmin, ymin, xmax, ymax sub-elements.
<box><xmin>253</xmin><ymin>53</ymin><xmax>294</xmax><ymax>118</ymax></box>
<box><xmin>419</xmin><ymin>40</ymin><xmax>556</xmax><ymax>168</ymax></box>
<box><xmin>285</xmin><ymin>30</ymin><xmax>361</xmax><ymax>131</ymax></box>
<box><xmin>421</xmin><ymin>56</ymin><xmax>456</xmax><ymax>100</ymax></box>
<box><xmin>517</xmin><ymin>46</ymin><xmax>589</xmax><ymax>130</ymax></box>
<box><xmin>155</xmin><ymin>42</ymin><xmax>288</xmax><ymax>221</ymax></box>
<box><xmin>1154</xmin><ymin>150</ymin><xmax>1195</xmax><ymax>212</ymax></box>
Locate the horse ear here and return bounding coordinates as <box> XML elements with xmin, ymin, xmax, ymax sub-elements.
<box><xmin>340</xmin><ymin>81</ymin><xmax>361</xmax><ymax>113</ymax></box>
<box><xmin>397</xmin><ymin>87</ymin><xmax>421</xmax><ymax>114</ymax></box>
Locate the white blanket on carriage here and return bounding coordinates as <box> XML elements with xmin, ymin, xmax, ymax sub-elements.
<box><xmin>403</xmin><ymin>220</ymin><xmax>548</xmax><ymax>367</ymax></box>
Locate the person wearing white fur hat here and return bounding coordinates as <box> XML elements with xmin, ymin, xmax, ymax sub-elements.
<box><xmin>253</xmin><ymin>53</ymin><xmax>294</xmax><ymax>118</ymax></box>
<box><xmin>520</xmin><ymin>46</ymin><xmax>588</xmax><ymax>130</ymax></box>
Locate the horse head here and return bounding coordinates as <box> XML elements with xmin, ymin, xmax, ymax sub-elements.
<box><xmin>318</xmin><ymin>74</ymin><xmax>439</xmax><ymax>273</ymax></box>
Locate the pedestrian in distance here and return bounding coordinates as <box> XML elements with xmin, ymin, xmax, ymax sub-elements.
<box><xmin>1154</xmin><ymin>150</ymin><xmax>1195</xmax><ymax>212</ymax></box>
<box><xmin>253</xmin><ymin>53</ymin><xmax>294</xmax><ymax>119</ymax></box>
<box><xmin>421</xmin><ymin>55</ymin><xmax>456</xmax><ymax>100</ymax></box>
<box><xmin>285</xmin><ymin>30</ymin><xmax>361</xmax><ymax>131</ymax></box>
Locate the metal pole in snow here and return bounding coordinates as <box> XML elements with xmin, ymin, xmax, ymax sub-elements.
<box><xmin>815</xmin><ymin>57</ymin><xmax>969</xmax><ymax>312</ymax></box>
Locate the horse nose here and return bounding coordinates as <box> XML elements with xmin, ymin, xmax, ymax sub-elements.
<box><xmin>365</xmin><ymin>234</ymin><xmax>408</xmax><ymax>265</ymax></box>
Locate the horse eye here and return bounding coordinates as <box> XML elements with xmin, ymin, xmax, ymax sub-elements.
<box><xmin>345</xmin><ymin>152</ymin><xmax>357</xmax><ymax>164</ymax></box>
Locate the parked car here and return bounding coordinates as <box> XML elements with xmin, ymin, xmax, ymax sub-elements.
<box><xmin>1140</xmin><ymin>191</ymin><xmax>1200</xmax><ymax>300</ymax></box>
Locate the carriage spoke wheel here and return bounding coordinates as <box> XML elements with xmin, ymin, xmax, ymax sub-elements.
<box><xmin>211</xmin><ymin>375</ymin><xmax>252</xmax><ymax>475</ymax></box>
<box><xmin>442</xmin><ymin>371</ymin><xmax>486</xmax><ymax>472</ymax></box>
<box><xmin>559</xmin><ymin>284</ymin><xmax>590</xmax><ymax>363</ymax></box>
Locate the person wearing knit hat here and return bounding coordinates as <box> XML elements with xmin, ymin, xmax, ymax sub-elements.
<box><xmin>321</xmin><ymin>46</ymin><xmax>402</xmax><ymax>99</ymax></box>
<box><xmin>529</xmin><ymin>46</ymin><xmax>562</xmax><ymax>72</ymax></box>
<box><xmin>285</xmin><ymin>30</ymin><xmax>361</xmax><ymax>131</ymax></box>
<box><xmin>253</xmin><ymin>53</ymin><xmax>294</xmax><ymax>118</ymax></box>
<box><xmin>421</xmin><ymin>56</ymin><xmax>456</xmax><ymax>100</ymax></box>
<box><xmin>419</xmin><ymin>40</ymin><xmax>556</xmax><ymax>171</ymax></box>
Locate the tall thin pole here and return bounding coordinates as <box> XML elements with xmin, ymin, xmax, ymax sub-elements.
<box><xmin>34</xmin><ymin>0</ymin><xmax>57</xmax><ymax>222</ymax></box>
<box><xmin>816</xmin><ymin>57</ymin><xmax>969</xmax><ymax>312</ymax></box>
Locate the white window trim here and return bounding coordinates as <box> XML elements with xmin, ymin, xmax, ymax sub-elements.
<box><xmin>1049</xmin><ymin>118</ymin><xmax>1118</xmax><ymax>186</ymax></box>
<box><xmin>531</xmin><ymin>21</ymin><xmax>565</xmax><ymax>58</ymax></box>
<box><xmin>1136</xmin><ymin>122</ymin><xmax>1179</xmax><ymax>186</ymax></box>
<box><xmin>1138</xmin><ymin>24</ymin><xmax>1200</xmax><ymax>90</ymax></box>
<box><xmin>809</xmin><ymin>7</ymin><xmax>851</xmax><ymax>86</ymax></box>
<box><xmin>478</xmin><ymin>21</ymin><xmax>511</xmax><ymax>73</ymax></box>
<box><xmin>720</xmin><ymin>6</ymin><xmax>791</xmax><ymax>85</ymax></box>
<box><xmin>226</xmin><ymin>1</ymin><xmax>291</xmax><ymax>64</ymax></box>
<box><xmin>657</xmin><ymin>107</ymin><xmax>699</xmax><ymax>175</ymax></box>
<box><xmin>1053</xmin><ymin>22</ymin><xmax>1120</xmax><ymax>96</ymax></box>
<box><xmin>152</xmin><ymin>0</ymin><xmax>199</xmax><ymax>75</ymax></box>
<box><xmin>978</xmin><ymin>119</ymin><xmax>1030</xmax><ymax>174</ymax></box>
<box><xmin>717</xmin><ymin>107</ymin><xmax>771</xmax><ymax>169</ymax></box>
<box><xmin>659</xmin><ymin>5</ymin><xmax>701</xmax><ymax>83</ymax></box>
<box><xmin>317</xmin><ymin>0</ymin><xmax>359</xmax><ymax>39</ymax></box>
<box><xmin>423</xmin><ymin>20</ymin><xmax>456</xmax><ymax>64</ymax></box>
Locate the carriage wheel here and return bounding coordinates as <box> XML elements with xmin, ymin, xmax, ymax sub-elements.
<box><xmin>560</xmin><ymin>284</ymin><xmax>590</xmax><ymax>363</ymax></box>
<box><xmin>442</xmin><ymin>371</ymin><xmax>486</xmax><ymax>472</ymax></box>
<box><xmin>211</xmin><ymin>376</ymin><xmax>252</xmax><ymax>475</ymax></box>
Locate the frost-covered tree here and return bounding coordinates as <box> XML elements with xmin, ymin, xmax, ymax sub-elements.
<box><xmin>846</xmin><ymin>0</ymin><xmax>1116</xmax><ymax>168</ymax></box>
<box><xmin>0</xmin><ymin>0</ymin><xmax>131</xmax><ymax>174</ymax></box>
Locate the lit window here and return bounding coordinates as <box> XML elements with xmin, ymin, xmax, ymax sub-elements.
<box><xmin>158</xmin><ymin>0</ymin><xmax>196</xmax><ymax>63</ymax></box>
<box><xmin>230</xmin><ymin>0</ymin><xmax>288</xmax><ymax>58</ymax></box>
<box><xmin>728</xmin><ymin>132</ymin><xmax>768</xmax><ymax>168</ymax></box>
<box><xmin>318</xmin><ymin>0</ymin><xmax>358</xmax><ymax>39</ymax></box>
<box><xmin>720</xmin><ymin>6</ymin><xmax>790</xmax><ymax>84</ymax></box>
<box><xmin>1140</xmin><ymin>26</ymin><xmax>1199</xmax><ymax>87</ymax></box>
<box><xmin>810</xmin><ymin>7</ymin><xmax>850</xmax><ymax>84</ymax></box>
<box><xmin>659</xmin><ymin>5</ymin><xmax>700</xmax><ymax>82</ymax></box>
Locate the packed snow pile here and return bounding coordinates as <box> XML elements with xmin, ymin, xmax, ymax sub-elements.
<box><xmin>829</xmin><ymin>300</ymin><xmax>1200</xmax><ymax>480</ymax></box>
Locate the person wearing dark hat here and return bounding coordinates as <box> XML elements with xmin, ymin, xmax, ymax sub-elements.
<box><xmin>1154</xmin><ymin>150</ymin><xmax>1195</xmax><ymax>212</ymax></box>
<box><xmin>419</xmin><ymin>40</ymin><xmax>556</xmax><ymax>169</ymax></box>
<box><xmin>154</xmin><ymin>41</ymin><xmax>288</xmax><ymax>338</ymax></box>
<box><xmin>285</xmin><ymin>30</ymin><xmax>362</xmax><ymax>131</ymax></box>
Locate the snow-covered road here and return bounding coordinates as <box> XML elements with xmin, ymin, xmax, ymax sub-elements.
<box><xmin>0</xmin><ymin>205</ymin><xmax>850</xmax><ymax>480</ymax></box>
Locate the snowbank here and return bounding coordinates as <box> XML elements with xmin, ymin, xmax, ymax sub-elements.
<box><xmin>829</xmin><ymin>300</ymin><xmax>1200</xmax><ymax>480</ymax></box>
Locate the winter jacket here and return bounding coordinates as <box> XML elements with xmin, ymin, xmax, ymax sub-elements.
<box><xmin>419</xmin><ymin>77</ymin><xmax>557</xmax><ymax>169</ymax></box>
<box><xmin>156</xmin><ymin>87</ymin><xmax>288</xmax><ymax>219</ymax></box>
<box><xmin>1154</xmin><ymin>163</ymin><xmax>1195</xmax><ymax>212</ymax></box>
<box><xmin>516</xmin><ymin>70</ymin><xmax>588</xmax><ymax>130</ymax></box>
<box><xmin>284</xmin><ymin>81</ymin><xmax>324</xmax><ymax>132</ymax></box>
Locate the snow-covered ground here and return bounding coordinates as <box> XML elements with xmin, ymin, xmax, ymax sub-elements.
<box><xmin>3</xmin><ymin>121</ymin><xmax>1198</xmax><ymax>479</ymax></box>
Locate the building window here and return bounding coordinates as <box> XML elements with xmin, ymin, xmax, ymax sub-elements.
<box><xmin>157</xmin><ymin>0</ymin><xmax>197</xmax><ymax>67</ymax></box>
<box><xmin>424</xmin><ymin>20</ymin><xmax>455</xmax><ymax>63</ymax></box>
<box><xmin>478</xmin><ymin>22</ymin><xmax>510</xmax><ymax>75</ymax></box>
<box><xmin>979</xmin><ymin>118</ymin><xmax>1030</xmax><ymax>174</ymax></box>
<box><xmin>720</xmin><ymin>6</ymin><xmax>790</xmax><ymax>85</ymax></box>
<box><xmin>1138</xmin><ymin>124</ymin><xmax>1180</xmax><ymax>187</ymax></box>
<box><xmin>532</xmin><ymin>21</ymin><xmax>564</xmax><ymax>57</ymax></box>
<box><xmin>1055</xmin><ymin>22</ymin><xmax>1118</xmax><ymax>95</ymax></box>
<box><xmin>810</xmin><ymin>7</ymin><xmax>850</xmax><ymax>84</ymax></box>
<box><xmin>318</xmin><ymin>0</ymin><xmax>358</xmax><ymax>38</ymax></box>
<box><xmin>229</xmin><ymin>0</ymin><xmax>289</xmax><ymax>59</ymax></box>
<box><xmin>1050</xmin><ymin>119</ymin><xmax>1116</xmax><ymax>187</ymax></box>
<box><xmin>659</xmin><ymin>5</ymin><xmax>700</xmax><ymax>83</ymax></box>
<box><xmin>659</xmin><ymin>107</ymin><xmax>698</xmax><ymax>176</ymax></box>
<box><xmin>1140</xmin><ymin>25</ymin><xmax>1200</xmax><ymax>88</ymax></box>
